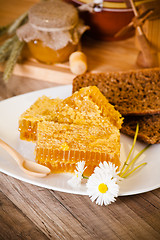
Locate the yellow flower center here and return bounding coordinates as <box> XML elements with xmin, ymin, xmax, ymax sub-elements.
<box><xmin>98</xmin><ymin>183</ymin><xmax>108</xmax><ymax>193</ymax></box>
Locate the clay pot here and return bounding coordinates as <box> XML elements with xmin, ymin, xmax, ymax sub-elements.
<box><xmin>66</xmin><ymin>0</ymin><xmax>150</xmax><ymax>41</ymax></box>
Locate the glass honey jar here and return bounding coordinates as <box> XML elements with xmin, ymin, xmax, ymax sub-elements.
<box><xmin>17</xmin><ymin>0</ymin><xmax>88</xmax><ymax>64</ymax></box>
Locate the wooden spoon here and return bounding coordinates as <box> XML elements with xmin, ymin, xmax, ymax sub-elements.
<box><xmin>0</xmin><ymin>138</ymin><xmax>51</xmax><ymax>177</ymax></box>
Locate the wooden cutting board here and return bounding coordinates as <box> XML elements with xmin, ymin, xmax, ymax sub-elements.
<box><xmin>0</xmin><ymin>0</ymin><xmax>139</xmax><ymax>84</ymax></box>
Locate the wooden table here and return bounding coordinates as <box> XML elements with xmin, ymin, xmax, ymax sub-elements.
<box><xmin>0</xmin><ymin>1</ymin><xmax>160</xmax><ymax>239</ymax></box>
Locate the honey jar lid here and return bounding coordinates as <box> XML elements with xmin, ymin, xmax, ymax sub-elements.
<box><xmin>17</xmin><ymin>0</ymin><xmax>89</xmax><ymax>50</ymax></box>
<box><xmin>28</xmin><ymin>0</ymin><xmax>79</xmax><ymax>31</ymax></box>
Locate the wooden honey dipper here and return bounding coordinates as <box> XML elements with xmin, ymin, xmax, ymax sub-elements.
<box><xmin>129</xmin><ymin>0</ymin><xmax>158</xmax><ymax>68</ymax></box>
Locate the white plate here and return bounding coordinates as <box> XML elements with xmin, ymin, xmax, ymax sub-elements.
<box><xmin>0</xmin><ymin>85</ymin><xmax>160</xmax><ymax>196</ymax></box>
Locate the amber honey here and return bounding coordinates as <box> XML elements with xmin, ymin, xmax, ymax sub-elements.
<box><xmin>64</xmin><ymin>85</ymin><xmax>123</xmax><ymax>129</ymax></box>
<box><xmin>27</xmin><ymin>40</ymin><xmax>78</xmax><ymax>64</ymax></box>
<box><xmin>19</xmin><ymin>96</ymin><xmax>62</xmax><ymax>141</ymax></box>
<box><xmin>16</xmin><ymin>0</ymin><xmax>88</xmax><ymax>65</ymax></box>
<box><xmin>37</xmin><ymin>161</ymin><xmax>119</xmax><ymax>176</ymax></box>
<box><xmin>35</xmin><ymin>121</ymin><xmax>120</xmax><ymax>176</ymax></box>
<box><xmin>19</xmin><ymin>119</ymin><xmax>38</xmax><ymax>142</ymax></box>
<box><xmin>19</xmin><ymin>87</ymin><xmax>123</xmax><ymax>142</ymax></box>
<box><xmin>36</xmin><ymin>150</ymin><xmax>120</xmax><ymax>176</ymax></box>
<box><xmin>19</xmin><ymin>86</ymin><xmax>122</xmax><ymax>176</ymax></box>
<box><xmin>36</xmin><ymin>160</ymin><xmax>102</xmax><ymax>176</ymax></box>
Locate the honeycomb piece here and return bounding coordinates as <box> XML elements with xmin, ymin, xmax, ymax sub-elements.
<box><xmin>67</xmin><ymin>86</ymin><xmax>123</xmax><ymax>129</ymax></box>
<box><xmin>18</xmin><ymin>96</ymin><xmax>63</xmax><ymax>141</ymax></box>
<box><xmin>36</xmin><ymin>161</ymin><xmax>100</xmax><ymax>176</ymax></box>
<box><xmin>18</xmin><ymin>86</ymin><xmax>123</xmax><ymax>142</ymax></box>
<box><xmin>35</xmin><ymin>121</ymin><xmax>121</xmax><ymax>176</ymax></box>
<box><xmin>54</xmin><ymin>86</ymin><xmax>123</xmax><ymax>126</ymax></box>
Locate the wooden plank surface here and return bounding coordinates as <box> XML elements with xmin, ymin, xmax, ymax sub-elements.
<box><xmin>0</xmin><ymin>1</ymin><xmax>160</xmax><ymax>239</ymax></box>
<box><xmin>0</xmin><ymin>172</ymin><xmax>160</xmax><ymax>240</ymax></box>
<box><xmin>0</xmin><ymin>190</ymin><xmax>48</xmax><ymax>240</ymax></box>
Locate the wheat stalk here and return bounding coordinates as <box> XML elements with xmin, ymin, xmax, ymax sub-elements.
<box><xmin>3</xmin><ymin>36</ymin><xmax>24</xmax><ymax>83</ymax></box>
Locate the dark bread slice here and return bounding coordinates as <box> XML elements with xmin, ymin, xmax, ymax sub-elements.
<box><xmin>72</xmin><ymin>68</ymin><xmax>160</xmax><ymax>116</ymax></box>
<box><xmin>121</xmin><ymin>114</ymin><xmax>160</xmax><ymax>144</ymax></box>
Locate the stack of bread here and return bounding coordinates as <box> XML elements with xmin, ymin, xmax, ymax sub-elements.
<box><xmin>19</xmin><ymin>86</ymin><xmax>123</xmax><ymax>176</ymax></box>
<box><xmin>72</xmin><ymin>68</ymin><xmax>160</xmax><ymax>144</ymax></box>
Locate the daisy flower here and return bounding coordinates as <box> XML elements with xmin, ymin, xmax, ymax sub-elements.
<box><xmin>94</xmin><ymin>161</ymin><xmax>122</xmax><ymax>182</ymax></box>
<box><xmin>86</xmin><ymin>163</ymin><xmax>119</xmax><ymax>206</ymax></box>
<box><xmin>68</xmin><ymin>161</ymin><xmax>87</xmax><ymax>188</ymax></box>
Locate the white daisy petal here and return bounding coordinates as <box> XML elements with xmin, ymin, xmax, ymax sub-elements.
<box><xmin>96</xmin><ymin>194</ymin><xmax>104</xmax><ymax>206</ymax></box>
<box><xmin>90</xmin><ymin>194</ymin><xmax>99</xmax><ymax>203</ymax></box>
<box><xmin>86</xmin><ymin>162</ymin><xmax>120</xmax><ymax>206</ymax></box>
<box><xmin>76</xmin><ymin>161</ymin><xmax>87</xmax><ymax>173</ymax></box>
<box><xmin>95</xmin><ymin>161</ymin><xmax>122</xmax><ymax>182</ymax></box>
<box><xmin>68</xmin><ymin>161</ymin><xmax>87</xmax><ymax>188</ymax></box>
<box><xmin>68</xmin><ymin>175</ymin><xmax>81</xmax><ymax>188</ymax></box>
